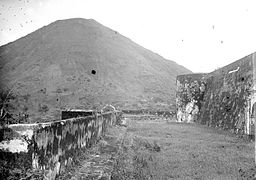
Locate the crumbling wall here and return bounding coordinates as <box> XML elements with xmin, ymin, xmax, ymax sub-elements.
<box><xmin>176</xmin><ymin>52</ymin><xmax>255</xmax><ymax>136</ymax></box>
<box><xmin>0</xmin><ymin>111</ymin><xmax>122</xmax><ymax>179</ymax></box>
<box><xmin>176</xmin><ymin>74</ymin><xmax>206</xmax><ymax>122</ymax></box>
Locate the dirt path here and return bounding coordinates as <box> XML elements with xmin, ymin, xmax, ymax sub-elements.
<box><xmin>59</xmin><ymin>115</ymin><xmax>255</xmax><ymax>180</ymax></box>
<box><xmin>56</xmin><ymin>123</ymin><xmax>127</xmax><ymax>180</ymax></box>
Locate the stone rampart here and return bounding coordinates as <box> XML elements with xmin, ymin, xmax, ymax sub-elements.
<box><xmin>0</xmin><ymin>111</ymin><xmax>122</xmax><ymax>179</ymax></box>
<box><xmin>176</xmin><ymin>52</ymin><xmax>255</xmax><ymax>136</ymax></box>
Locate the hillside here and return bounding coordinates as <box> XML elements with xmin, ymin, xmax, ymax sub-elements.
<box><xmin>0</xmin><ymin>18</ymin><xmax>191</xmax><ymax>122</ymax></box>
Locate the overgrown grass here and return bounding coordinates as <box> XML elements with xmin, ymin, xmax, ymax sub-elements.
<box><xmin>111</xmin><ymin>136</ymin><xmax>163</xmax><ymax>180</ymax></box>
<box><xmin>111</xmin><ymin>116</ymin><xmax>255</xmax><ymax>180</ymax></box>
<box><xmin>25</xmin><ymin>115</ymin><xmax>254</xmax><ymax>180</ymax></box>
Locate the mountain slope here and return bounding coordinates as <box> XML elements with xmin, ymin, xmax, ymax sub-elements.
<box><xmin>0</xmin><ymin>18</ymin><xmax>191</xmax><ymax>121</ymax></box>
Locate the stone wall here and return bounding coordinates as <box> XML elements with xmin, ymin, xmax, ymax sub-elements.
<box><xmin>122</xmin><ymin>109</ymin><xmax>175</xmax><ymax>117</ymax></box>
<box><xmin>252</xmin><ymin>53</ymin><xmax>256</xmax><ymax>161</ymax></box>
<box><xmin>0</xmin><ymin>111</ymin><xmax>122</xmax><ymax>179</ymax></box>
<box><xmin>61</xmin><ymin>110</ymin><xmax>96</xmax><ymax>120</ymax></box>
<box><xmin>176</xmin><ymin>73</ymin><xmax>207</xmax><ymax>122</ymax></box>
<box><xmin>176</xmin><ymin>52</ymin><xmax>255</xmax><ymax>136</ymax></box>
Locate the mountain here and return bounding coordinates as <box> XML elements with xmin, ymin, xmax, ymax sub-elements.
<box><xmin>0</xmin><ymin>18</ymin><xmax>191</xmax><ymax>122</ymax></box>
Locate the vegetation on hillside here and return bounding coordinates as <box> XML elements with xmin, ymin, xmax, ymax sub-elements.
<box><xmin>0</xmin><ymin>88</ymin><xmax>29</xmax><ymax>126</ymax></box>
<box><xmin>0</xmin><ymin>18</ymin><xmax>191</xmax><ymax>122</ymax></box>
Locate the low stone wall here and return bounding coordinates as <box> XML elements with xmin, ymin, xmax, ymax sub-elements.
<box><xmin>176</xmin><ymin>52</ymin><xmax>255</xmax><ymax>136</ymax></box>
<box><xmin>0</xmin><ymin>111</ymin><xmax>122</xmax><ymax>179</ymax></box>
<box><xmin>122</xmin><ymin>109</ymin><xmax>174</xmax><ymax>117</ymax></box>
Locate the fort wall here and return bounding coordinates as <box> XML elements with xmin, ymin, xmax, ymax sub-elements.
<box><xmin>0</xmin><ymin>111</ymin><xmax>122</xmax><ymax>179</ymax></box>
<box><xmin>176</xmin><ymin>52</ymin><xmax>255</xmax><ymax>136</ymax></box>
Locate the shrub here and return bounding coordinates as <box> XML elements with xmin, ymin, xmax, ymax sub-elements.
<box><xmin>38</xmin><ymin>104</ymin><xmax>49</xmax><ymax>113</ymax></box>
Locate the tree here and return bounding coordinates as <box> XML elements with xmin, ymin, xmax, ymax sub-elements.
<box><xmin>0</xmin><ymin>87</ymin><xmax>16</xmax><ymax>126</ymax></box>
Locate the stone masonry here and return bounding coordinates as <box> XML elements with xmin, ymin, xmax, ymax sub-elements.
<box><xmin>176</xmin><ymin>52</ymin><xmax>255</xmax><ymax>137</ymax></box>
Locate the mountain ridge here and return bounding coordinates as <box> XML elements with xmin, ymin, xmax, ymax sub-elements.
<box><xmin>0</xmin><ymin>18</ymin><xmax>191</xmax><ymax>122</ymax></box>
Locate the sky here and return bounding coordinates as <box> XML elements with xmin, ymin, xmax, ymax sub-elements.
<box><xmin>0</xmin><ymin>0</ymin><xmax>256</xmax><ymax>73</ymax></box>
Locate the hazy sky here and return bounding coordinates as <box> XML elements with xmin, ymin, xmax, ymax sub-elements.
<box><xmin>0</xmin><ymin>0</ymin><xmax>256</xmax><ymax>73</ymax></box>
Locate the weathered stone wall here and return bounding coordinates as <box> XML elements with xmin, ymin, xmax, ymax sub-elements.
<box><xmin>0</xmin><ymin>111</ymin><xmax>122</xmax><ymax>179</ymax></box>
<box><xmin>61</xmin><ymin>110</ymin><xmax>96</xmax><ymax>120</ymax></box>
<box><xmin>252</xmin><ymin>53</ymin><xmax>256</xmax><ymax>161</ymax></box>
<box><xmin>176</xmin><ymin>52</ymin><xmax>255</xmax><ymax>136</ymax></box>
<box><xmin>176</xmin><ymin>74</ymin><xmax>207</xmax><ymax>122</ymax></box>
<box><xmin>199</xmin><ymin>54</ymin><xmax>254</xmax><ymax>134</ymax></box>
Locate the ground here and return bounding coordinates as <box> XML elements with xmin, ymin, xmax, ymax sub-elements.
<box><xmin>58</xmin><ymin>114</ymin><xmax>255</xmax><ymax>180</ymax></box>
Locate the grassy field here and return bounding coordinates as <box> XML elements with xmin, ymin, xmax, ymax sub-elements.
<box><xmin>111</xmin><ymin>115</ymin><xmax>255</xmax><ymax>180</ymax></box>
<box><xmin>59</xmin><ymin>114</ymin><xmax>255</xmax><ymax>180</ymax></box>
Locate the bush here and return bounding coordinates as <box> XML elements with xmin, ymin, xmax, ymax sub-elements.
<box><xmin>38</xmin><ymin>104</ymin><xmax>49</xmax><ymax>113</ymax></box>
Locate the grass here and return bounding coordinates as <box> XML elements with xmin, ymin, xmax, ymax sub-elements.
<box><xmin>54</xmin><ymin>114</ymin><xmax>255</xmax><ymax>179</ymax></box>
<box><xmin>111</xmin><ymin>115</ymin><xmax>255</xmax><ymax>180</ymax></box>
